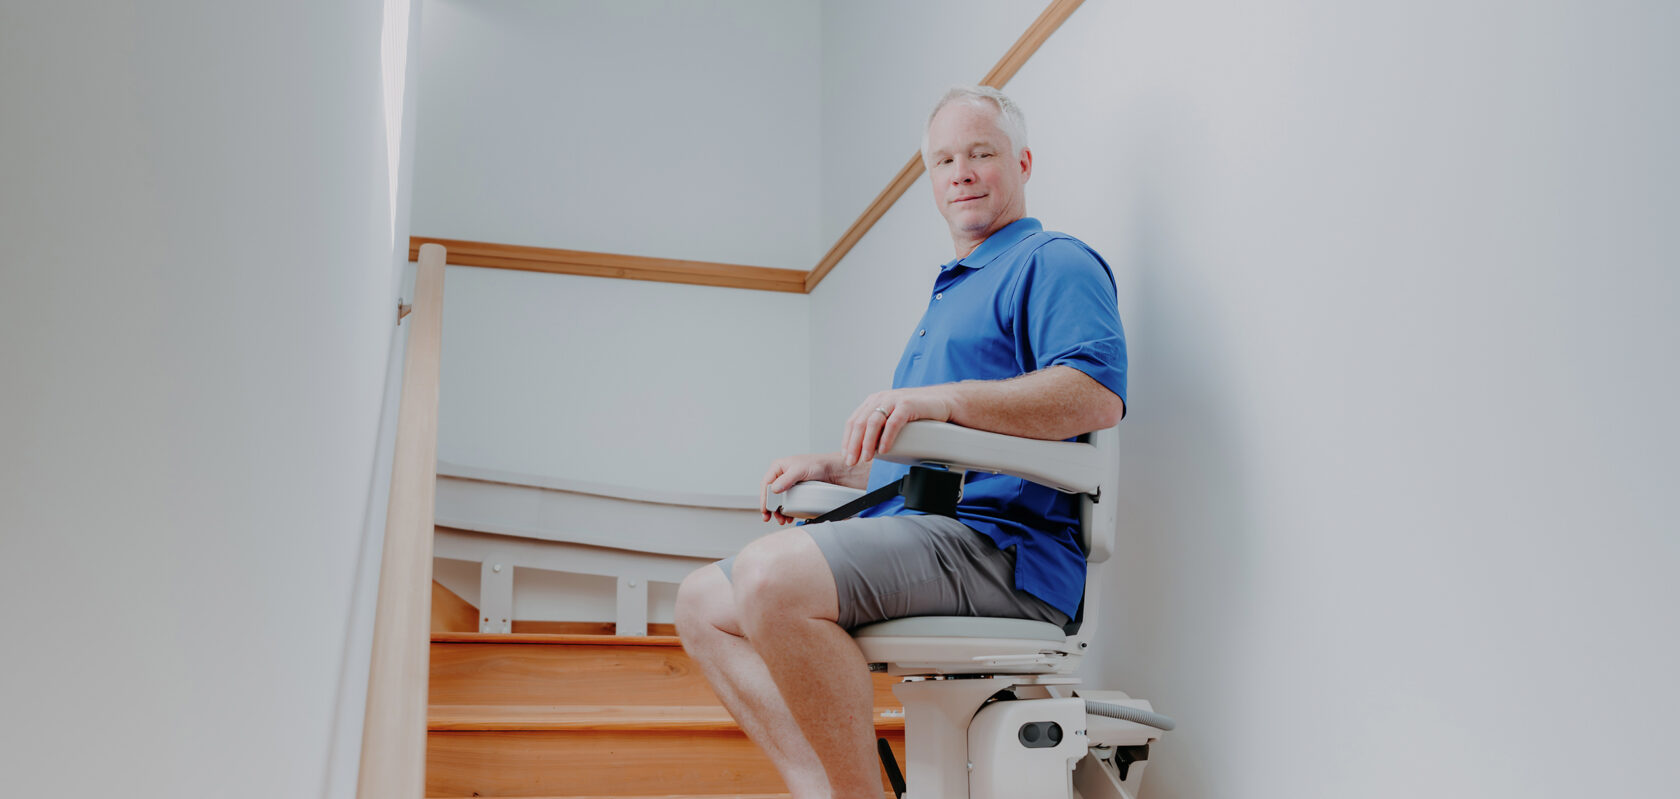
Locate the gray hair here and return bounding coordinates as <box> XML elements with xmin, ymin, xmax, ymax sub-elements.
<box><xmin>920</xmin><ymin>85</ymin><xmax>1029</xmax><ymax>167</ymax></box>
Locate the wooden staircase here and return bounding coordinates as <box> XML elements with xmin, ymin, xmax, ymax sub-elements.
<box><xmin>425</xmin><ymin>630</ymin><xmax>907</xmax><ymax>798</ymax></box>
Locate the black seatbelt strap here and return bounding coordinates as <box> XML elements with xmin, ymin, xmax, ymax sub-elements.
<box><xmin>809</xmin><ymin>479</ymin><xmax>905</xmax><ymax>525</ymax></box>
<box><xmin>806</xmin><ymin>465</ymin><xmax>967</xmax><ymax>525</ymax></box>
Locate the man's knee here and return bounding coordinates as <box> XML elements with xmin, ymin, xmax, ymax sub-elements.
<box><xmin>731</xmin><ymin>530</ymin><xmax>837</xmax><ymax>625</ymax></box>
<box><xmin>675</xmin><ymin>563</ymin><xmax>734</xmax><ymax>640</ymax></box>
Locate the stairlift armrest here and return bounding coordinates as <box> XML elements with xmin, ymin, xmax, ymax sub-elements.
<box><xmin>766</xmin><ymin>422</ymin><xmax>1103</xmax><ymax>518</ymax></box>
<box><xmin>765</xmin><ymin>481</ymin><xmax>865</xmax><ymax>520</ymax></box>
<box><xmin>878</xmin><ymin>421</ymin><xmax>1103</xmax><ymax>496</ymax></box>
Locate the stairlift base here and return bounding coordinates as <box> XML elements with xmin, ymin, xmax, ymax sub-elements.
<box><xmin>891</xmin><ymin>678</ymin><xmax>1161</xmax><ymax>799</ymax></box>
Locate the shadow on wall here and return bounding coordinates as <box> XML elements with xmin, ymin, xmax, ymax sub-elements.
<box><xmin>1097</xmin><ymin>128</ymin><xmax>1257</xmax><ymax>799</ymax></box>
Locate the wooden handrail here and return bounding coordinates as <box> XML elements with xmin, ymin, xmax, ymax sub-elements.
<box><xmin>407</xmin><ymin>236</ymin><xmax>805</xmax><ymax>293</ymax></box>
<box><xmin>358</xmin><ymin>243</ymin><xmax>446</xmax><ymax>799</ymax></box>
<box><xmin>409</xmin><ymin>0</ymin><xmax>1085</xmax><ymax>294</ymax></box>
<box><xmin>980</xmin><ymin>0</ymin><xmax>1084</xmax><ymax>89</ymax></box>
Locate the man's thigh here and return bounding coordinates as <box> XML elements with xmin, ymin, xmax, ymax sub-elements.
<box><xmin>717</xmin><ymin>515</ymin><xmax>1066</xmax><ymax>630</ymax></box>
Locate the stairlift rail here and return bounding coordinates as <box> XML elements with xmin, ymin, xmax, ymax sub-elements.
<box><xmin>1085</xmin><ymin>698</ymin><xmax>1176</xmax><ymax>731</ymax></box>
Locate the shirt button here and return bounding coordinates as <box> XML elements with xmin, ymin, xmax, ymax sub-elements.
<box><xmin>918</xmin><ymin>329</ymin><xmax>926</xmax><ymax>337</ymax></box>
<box><xmin>935</xmin><ymin>292</ymin><xmax>943</xmax><ymax>300</ymax></box>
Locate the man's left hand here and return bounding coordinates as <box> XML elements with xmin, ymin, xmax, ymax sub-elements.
<box><xmin>842</xmin><ymin>385</ymin><xmax>959</xmax><ymax>467</ymax></box>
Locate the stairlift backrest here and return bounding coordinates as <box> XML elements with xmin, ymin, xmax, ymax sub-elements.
<box><xmin>1079</xmin><ymin>424</ymin><xmax>1121</xmax><ymax>565</ymax></box>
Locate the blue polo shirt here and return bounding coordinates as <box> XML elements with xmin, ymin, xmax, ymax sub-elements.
<box><xmin>857</xmin><ymin>217</ymin><xmax>1127</xmax><ymax>620</ymax></box>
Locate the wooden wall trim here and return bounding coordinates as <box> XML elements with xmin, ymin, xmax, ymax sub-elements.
<box><xmin>357</xmin><ymin>243</ymin><xmax>446</xmax><ymax>799</ymax></box>
<box><xmin>408</xmin><ymin>237</ymin><xmax>807</xmax><ymax>294</ymax></box>
<box><xmin>803</xmin><ymin>0</ymin><xmax>1086</xmax><ymax>292</ymax></box>
<box><xmin>980</xmin><ymin>0</ymin><xmax>1085</xmax><ymax>89</ymax></box>
<box><xmin>410</xmin><ymin>0</ymin><xmax>1084</xmax><ymax>294</ymax></box>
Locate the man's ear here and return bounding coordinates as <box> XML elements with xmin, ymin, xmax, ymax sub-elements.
<box><xmin>1018</xmin><ymin>146</ymin><xmax>1033</xmax><ymax>182</ymax></box>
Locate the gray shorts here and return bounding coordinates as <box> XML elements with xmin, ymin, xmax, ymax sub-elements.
<box><xmin>717</xmin><ymin>514</ymin><xmax>1069</xmax><ymax>631</ymax></box>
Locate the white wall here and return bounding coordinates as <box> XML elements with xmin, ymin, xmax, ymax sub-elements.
<box><xmin>436</xmin><ymin>265</ymin><xmax>813</xmax><ymax>493</ymax></box>
<box><xmin>412</xmin><ymin>0</ymin><xmax>818</xmax><ymax>493</ymax></box>
<box><xmin>413</xmin><ymin>0</ymin><xmax>822</xmax><ymax>268</ymax></box>
<box><xmin>0</xmin><ymin>1</ymin><xmax>420</xmax><ymax>797</ymax></box>
<box><xmin>815</xmin><ymin>1</ymin><xmax>1679</xmax><ymax>796</ymax></box>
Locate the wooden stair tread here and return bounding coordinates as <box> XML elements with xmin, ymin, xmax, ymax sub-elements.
<box><xmin>432</xmin><ymin>631</ymin><xmax>683</xmax><ymax>646</ymax></box>
<box><xmin>429</xmin><ymin>703</ymin><xmax>906</xmax><ymax>731</ymax></box>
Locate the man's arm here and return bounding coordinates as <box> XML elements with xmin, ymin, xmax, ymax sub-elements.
<box><xmin>841</xmin><ymin>364</ymin><xmax>1126</xmax><ymax>467</ymax></box>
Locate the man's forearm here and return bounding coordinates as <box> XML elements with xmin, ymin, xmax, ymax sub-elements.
<box><xmin>822</xmin><ymin>453</ymin><xmax>873</xmax><ymax>489</ymax></box>
<box><xmin>942</xmin><ymin>365</ymin><xmax>1125</xmax><ymax>440</ymax></box>
<box><xmin>842</xmin><ymin>364</ymin><xmax>1126</xmax><ymax>467</ymax></box>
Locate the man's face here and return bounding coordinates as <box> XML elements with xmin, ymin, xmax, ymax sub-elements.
<box><xmin>925</xmin><ymin>101</ymin><xmax>1032</xmax><ymax>253</ymax></box>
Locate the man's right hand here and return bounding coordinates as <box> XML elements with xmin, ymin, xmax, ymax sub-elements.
<box><xmin>759</xmin><ymin>452</ymin><xmax>864</xmax><ymax>525</ymax></box>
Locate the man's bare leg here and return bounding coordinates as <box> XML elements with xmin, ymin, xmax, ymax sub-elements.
<box><xmin>675</xmin><ymin>562</ymin><xmax>831</xmax><ymax>797</ymax></box>
<box><xmin>730</xmin><ymin>529</ymin><xmax>883</xmax><ymax>799</ymax></box>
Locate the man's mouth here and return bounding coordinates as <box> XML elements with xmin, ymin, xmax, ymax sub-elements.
<box><xmin>951</xmin><ymin>194</ymin><xmax>986</xmax><ymax>204</ymax></box>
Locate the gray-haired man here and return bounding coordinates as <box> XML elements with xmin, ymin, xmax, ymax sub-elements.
<box><xmin>675</xmin><ymin>86</ymin><xmax>1128</xmax><ymax>798</ymax></box>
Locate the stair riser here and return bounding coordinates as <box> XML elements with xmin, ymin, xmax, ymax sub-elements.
<box><xmin>430</xmin><ymin>642</ymin><xmax>902</xmax><ymax>708</ymax></box>
<box><xmin>427</xmin><ymin>729</ymin><xmax>907</xmax><ymax>797</ymax></box>
<box><xmin>432</xmin><ymin>642</ymin><xmax>713</xmax><ymax>705</ymax></box>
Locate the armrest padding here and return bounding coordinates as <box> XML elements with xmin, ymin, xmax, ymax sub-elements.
<box><xmin>765</xmin><ymin>481</ymin><xmax>866</xmax><ymax>519</ymax></box>
<box><xmin>878</xmin><ymin>421</ymin><xmax>1102</xmax><ymax>495</ymax></box>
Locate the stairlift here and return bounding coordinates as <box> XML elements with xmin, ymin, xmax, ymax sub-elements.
<box><xmin>767</xmin><ymin>421</ymin><xmax>1174</xmax><ymax>799</ymax></box>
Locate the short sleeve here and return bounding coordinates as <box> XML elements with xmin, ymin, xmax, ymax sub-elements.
<box><xmin>1010</xmin><ymin>238</ymin><xmax>1128</xmax><ymax>405</ymax></box>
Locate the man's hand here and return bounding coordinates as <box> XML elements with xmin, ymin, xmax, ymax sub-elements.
<box><xmin>760</xmin><ymin>452</ymin><xmax>858</xmax><ymax>525</ymax></box>
<box><xmin>841</xmin><ymin>385</ymin><xmax>959</xmax><ymax>467</ymax></box>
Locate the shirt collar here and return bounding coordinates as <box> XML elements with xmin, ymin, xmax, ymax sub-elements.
<box><xmin>941</xmin><ymin>217</ymin><xmax>1043</xmax><ymax>271</ymax></box>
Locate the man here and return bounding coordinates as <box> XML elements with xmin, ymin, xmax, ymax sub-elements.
<box><xmin>674</xmin><ymin>85</ymin><xmax>1127</xmax><ymax>799</ymax></box>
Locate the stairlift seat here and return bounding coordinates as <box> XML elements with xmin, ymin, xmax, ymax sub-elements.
<box><xmin>853</xmin><ymin>616</ymin><xmax>1075</xmax><ymax>676</ymax></box>
<box><xmin>854</xmin><ymin>615</ymin><xmax>1066</xmax><ymax>640</ymax></box>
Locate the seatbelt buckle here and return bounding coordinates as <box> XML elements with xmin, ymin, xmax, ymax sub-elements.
<box><xmin>900</xmin><ymin>465</ymin><xmax>964</xmax><ymax>517</ymax></box>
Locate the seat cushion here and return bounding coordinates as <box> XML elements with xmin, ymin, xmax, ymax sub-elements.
<box><xmin>850</xmin><ymin>616</ymin><xmax>1076</xmax><ymax>676</ymax></box>
<box><xmin>851</xmin><ymin>615</ymin><xmax>1066</xmax><ymax>642</ymax></box>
